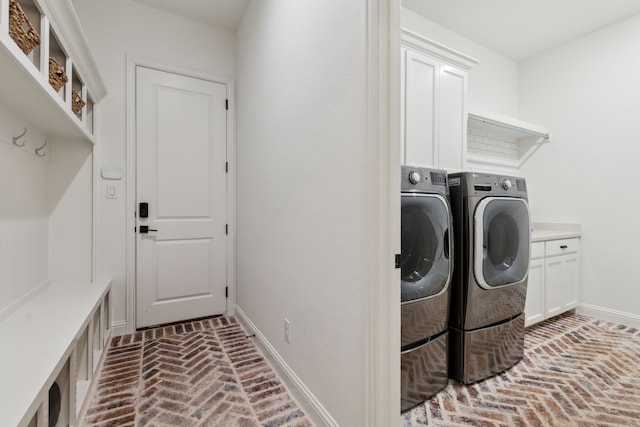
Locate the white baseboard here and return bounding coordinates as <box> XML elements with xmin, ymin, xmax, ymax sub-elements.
<box><xmin>110</xmin><ymin>320</ymin><xmax>129</xmax><ymax>337</ymax></box>
<box><xmin>234</xmin><ymin>305</ymin><xmax>338</xmax><ymax>427</ymax></box>
<box><xmin>577</xmin><ymin>303</ymin><xmax>640</xmax><ymax>328</ymax></box>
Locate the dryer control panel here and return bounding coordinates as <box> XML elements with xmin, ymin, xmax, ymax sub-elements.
<box><xmin>401</xmin><ymin>165</ymin><xmax>448</xmax><ymax>195</ymax></box>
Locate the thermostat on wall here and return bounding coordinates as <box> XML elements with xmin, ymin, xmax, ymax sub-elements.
<box><xmin>101</xmin><ymin>165</ymin><xmax>123</xmax><ymax>180</ymax></box>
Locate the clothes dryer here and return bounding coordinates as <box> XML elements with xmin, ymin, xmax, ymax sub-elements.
<box><xmin>447</xmin><ymin>172</ymin><xmax>530</xmax><ymax>384</ymax></box>
<box><xmin>400</xmin><ymin>166</ymin><xmax>452</xmax><ymax>411</ymax></box>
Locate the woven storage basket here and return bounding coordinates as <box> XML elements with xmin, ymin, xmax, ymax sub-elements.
<box><xmin>8</xmin><ymin>0</ymin><xmax>41</xmax><ymax>55</ymax></box>
<box><xmin>71</xmin><ymin>89</ymin><xmax>85</xmax><ymax>114</ymax></box>
<box><xmin>49</xmin><ymin>57</ymin><xmax>67</xmax><ymax>91</ymax></box>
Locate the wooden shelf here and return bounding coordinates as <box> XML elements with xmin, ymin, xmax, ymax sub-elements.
<box><xmin>0</xmin><ymin>0</ymin><xmax>106</xmax><ymax>143</ymax></box>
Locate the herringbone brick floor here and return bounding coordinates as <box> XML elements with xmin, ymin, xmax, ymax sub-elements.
<box><xmin>80</xmin><ymin>316</ymin><xmax>314</xmax><ymax>427</ymax></box>
<box><xmin>81</xmin><ymin>312</ymin><xmax>640</xmax><ymax>426</ymax></box>
<box><xmin>402</xmin><ymin>312</ymin><xmax>640</xmax><ymax>426</ymax></box>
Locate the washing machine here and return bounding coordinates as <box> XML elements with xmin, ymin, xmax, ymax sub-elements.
<box><xmin>447</xmin><ymin>172</ymin><xmax>530</xmax><ymax>384</ymax></box>
<box><xmin>400</xmin><ymin>165</ymin><xmax>452</xmax><ymax>412</ymax></box>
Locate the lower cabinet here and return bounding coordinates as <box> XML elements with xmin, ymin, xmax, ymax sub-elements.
<box><xmin>525</xmin><ymin>258</ymin><xmax>545</xmax><ymax>326</ymax></box>
<box><xmin>525</xmin><ymin>238</ymin><xmax>580</xmax><ymax>327</ymax></box>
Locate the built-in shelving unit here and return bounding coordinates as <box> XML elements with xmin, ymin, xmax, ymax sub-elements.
<box><xmin>467</xmin><ymin>109</ymin><xmax>550</xmax><ymax>170</ymax></box>
<box><xmin>0</xmin><ymin>1</ymin><xmax>110</xmax><ymax>426</ymax></box>
<box><xmin>0</xmin><ymin>0</ymin><xmax>107</xmax><ymax>143</ymax></box>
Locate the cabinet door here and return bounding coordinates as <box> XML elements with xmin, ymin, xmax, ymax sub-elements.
<box><xmin>525</xmin><ymin>258</ymin><xmax>545</xmax><ymax>327</ymax></box>
<box><xmin>402</xmin><ymin>48</ymin><xmax>437</xmax><ymax>167</ymax></box>
<box><xmin>545</xmin><ymin>253</ymin><xmax>579</xmax><ymax>318</ymax></box>
<box><xmin>437</xmin><ymin>65</ymin><xmax>466</xmax><ymax>173</ymax></box>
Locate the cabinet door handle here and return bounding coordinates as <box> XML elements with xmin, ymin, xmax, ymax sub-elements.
<box><xmin>560</xmin><ymin>245</ymin><xmax>568</xmax><ymax>249</ymax></box>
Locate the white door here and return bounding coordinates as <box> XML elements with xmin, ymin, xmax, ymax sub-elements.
<box><xmin>136</xmin><ymin>66</ymin><xmax>228</xmax><ymax>328</ymax></box>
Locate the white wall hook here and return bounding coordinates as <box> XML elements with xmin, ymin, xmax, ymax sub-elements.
<box><xmin>35</xmin><ymin>139</ymin><xmax>47</xmax><ymax>157</ymax></box>
<box><xmin>13</xmin><ymin>128</ymin><xmax>27</xmax><ymax>147</ymax></box>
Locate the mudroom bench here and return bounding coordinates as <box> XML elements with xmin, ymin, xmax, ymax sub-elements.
<box><xmin>0</xmin><ymin>279</ymin><xmax>111</xmax><ymax>427</ymax></box>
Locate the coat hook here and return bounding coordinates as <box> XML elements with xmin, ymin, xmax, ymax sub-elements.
<box><xmin>13</xmin><ymin>128</ymin><xmax>27</xmax><ymax>147</ymax></box>
<box><xmin>35</xmin><ymin>139</ymin><xmax>47</xmax><ymax>157</ymax></box>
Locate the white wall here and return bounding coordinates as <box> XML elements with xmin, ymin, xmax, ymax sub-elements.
<box><xmin>72</xmin><ymin>0</ymin><xmax>236</xmax><ymax>330</ymax></box>
<box><xmin>0</xmin><ymin>105</ymin><xmax>49</xmax><ymax>315</ymax></box>
<box><xmin>401</xmin><ymin>8</ymin><xmax>519</xmax><ymax>117</ymax></box>
<box><xmin>519</xmin><ymin>14</ymin><xmax>640</xmax><ymax>319</ymax></box>
<box><xmin>236</xmin><ymin>1</ymin><xmax>368</xmax><ymax>425</ymax></box>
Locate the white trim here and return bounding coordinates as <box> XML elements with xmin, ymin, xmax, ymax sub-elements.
<box><xmin>401</xmin><ymin>28</ymin><xmax>478</xmax><ymax>71</ymax></box>
<box><xmin>577</xmin><ymin>304</ymin><xmax>640</xmax><ymax>329</ymax></box>
<box><xmin>235</xmin><ymin>306</ymin><xmax>337</xmax><ymax>427</ymax></box>
<box><xmin>366</xmin><ymin>0</ymin><xmax>401</xmax><ymax>425</ymax></box>
<box><xmin>110</xmin><ymin>320</ymin><xmax>128</xmax><ymax>337</ymax></box>
<box><xmin>124</xmin><ymin>55</ymin><xmax>236</xmax><ymax>334</ymax></box>
<box><xmin>0</xmin><ymin>280</ymin><xmax>49</xmax><ymax>321</ymax></box>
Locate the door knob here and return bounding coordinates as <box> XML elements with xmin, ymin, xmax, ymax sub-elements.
<box><xmin>139</xmin><ymin>225</ymin><xmax>157</xmax><ymax>234</ymax></box>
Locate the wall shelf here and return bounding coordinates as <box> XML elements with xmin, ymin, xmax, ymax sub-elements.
<box><xmin>467</xmin><ymin>109</ymin><xmax>550</xmax><ymax>169</ymax></box>
<box><xmin>0</xmin><ymin>0</ymin><xmax>106</xmax><ymax>143</ymax></box>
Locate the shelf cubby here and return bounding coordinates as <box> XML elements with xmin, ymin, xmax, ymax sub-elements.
<box><xmin>47</xmin><ymin>27</ymin><xmax>67</xmax><ymax>101</ymax></box>
<box><xmin>10</xmin><ymin>0</ymin><xmax>42</xmax><ymax>69</ymax></box>
<box><xmin>0</xmin><ymin>0</ymin><xmax>106</xmax><ymax>143</ymax></box>
<box><xmin>52</xmin><ymin>359</ymin><xmax>71</xmax><ymax>427</ymax></box>
<box><xmin>71</xmin><ymin>67</ymin><xmax>83</xmax><ymax>120</ymax></box>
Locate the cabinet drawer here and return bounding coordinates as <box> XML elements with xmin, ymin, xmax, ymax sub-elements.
<box><xmin>545</xmin><ymin>238</ymin><xmax>580</xmax><ymax>256</ymax></box>
<box><xmin>531</xmin><ymin>242</ymin><xmax>545</xmax><ymax>259</ymax></box>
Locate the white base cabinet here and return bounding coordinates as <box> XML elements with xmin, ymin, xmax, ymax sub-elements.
<box><xmin>525</xmin><ymin>257</ymin><xmax>545</xmax><ymax>326</ymax></box>
<box><xmin>525</xmin><ymin>238</ymin><xmax>580</xmax><ymax>327</ymax></box>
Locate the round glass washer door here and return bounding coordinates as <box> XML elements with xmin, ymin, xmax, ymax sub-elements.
<box><xmin>401</xmin><ymin>193</ymin><xmax>451</xmax><ymax>303</ymax></box>
<box><xmin>474</xmin><ymin>197</ymin><xmax>530</xmax><ymax>289</ymax></box>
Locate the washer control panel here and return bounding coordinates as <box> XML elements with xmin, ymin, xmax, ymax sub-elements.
<box><xmin>461</xmin><ymin>173</ymin><xmax>527</xmax><ymax>196</ymax></box>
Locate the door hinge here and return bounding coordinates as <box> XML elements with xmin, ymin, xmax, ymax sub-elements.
<box><xmin>225</xmin><ymin>286</ymin><xmax>229</xmax><ymax>298</ymax></box>
<box><xmin>225</xmin><ymin>162</ymin><xmax>228</xmax><ymax>173</ymax></box>
<box><xmin>225</xmin><ymin>224</ymin><xmax>228</xmax><ymax>235</ymax></box>
<box><xmin>395</xmin><ymin>254</ymin><xmax>401</xmax><ymax>269</ymax></box>
<box><xmin>225</xmin><ymin>99</ymin><xmax>229</xmax><ymax>110</ymax></box>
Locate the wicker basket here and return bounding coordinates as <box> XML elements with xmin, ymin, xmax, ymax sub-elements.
<box><xmin>8</xmin><ymin>0</ymin><xmax>41</xmax><ymax>55</ymax></box>
<box><xmin>71</xmin><ymin>89</ymin><xmax>85</xmax><ymax>115</ymax></box>
<box><xmin>49</xmin><ymin>57</ymin><xmax>67</xmax><ymax>91</ymax></box>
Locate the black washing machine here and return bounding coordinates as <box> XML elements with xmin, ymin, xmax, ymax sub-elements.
<box><xmin>400</xmin><ymin>165</ymin><xmax>452</xmax><ymax>412</ymax></box>
<box><xmin>447</xmin><ymin>172</ymin><xmax>530</xmax><ymax>384</ymax></box>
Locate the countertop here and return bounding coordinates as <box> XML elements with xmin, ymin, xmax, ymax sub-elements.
<box><xmin>531</xmin><ymin>222</ymin><xmax>581</xmax><ymax>242</ymax></box>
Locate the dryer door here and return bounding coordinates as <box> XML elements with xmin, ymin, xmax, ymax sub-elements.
<box><xmin>401</xmin><ymin>193</ymin><xmax>452</xmax><ymax>303</ymax></box>
<box><xmin>474</xmin><ymin>197</ymin><xmax>530</xmax><ymax>289</ymax></box>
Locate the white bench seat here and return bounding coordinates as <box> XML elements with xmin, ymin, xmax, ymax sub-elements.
<box><xmin>0</xmin><ymin>279</ymin><xmax>111</xmax><ymax>427</ymax></box>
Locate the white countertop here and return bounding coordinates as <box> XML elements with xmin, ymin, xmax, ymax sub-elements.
<box><xmin>531</xmin><ymin>222</ymin><xmax>581</xmax><ymax>242</ymax></box>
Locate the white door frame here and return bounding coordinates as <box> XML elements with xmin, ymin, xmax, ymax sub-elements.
<box><xmin>124</xmin><ymin>56</ymin><xmax>236</xmax><ymax>335</ymax></box>
<box><xmin>365</xmin><ymin>0</ymin><xmax>401</xmax><ymax>424</ymax></box>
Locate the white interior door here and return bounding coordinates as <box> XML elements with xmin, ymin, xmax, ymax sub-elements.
<box><xmin>136</xmin><ymin>66</ymin><xmax>227</xmax><ymax>328</ymax></box>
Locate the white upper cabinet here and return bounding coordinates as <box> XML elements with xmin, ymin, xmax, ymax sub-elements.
<box><xmin>401</xmin><ymin>29</ymin><xmax>477</xmax><ymax>172</ymax></box>
<box><xmin>0</xmin><ymin>0</ymin><xmax>106</xmax><ymax>143</ymax></box>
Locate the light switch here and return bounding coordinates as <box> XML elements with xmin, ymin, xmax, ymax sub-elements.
<box><xmin>107</xmin><ymin>185</ymin><xmax>117</xmax><ymax>199</ymax></box>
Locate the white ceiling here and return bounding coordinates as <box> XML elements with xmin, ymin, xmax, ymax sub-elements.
<box><xmin>402</xmin><ymin>0</ymin><xmax>640</xmax><ymax>61</ymax></box>
<box><xmin>133</xmin><ymin>0</ymin><xmax>249</xmax><ymax>31</ymax></box>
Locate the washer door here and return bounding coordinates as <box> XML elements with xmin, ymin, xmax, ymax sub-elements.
<box><xmin>401</xmin><ymin>193</ymin><xmax>451</xmax><ymax>303</ymax></box>
<box><xmin>474</xmin><ymin>197</ymin><xmax>530</xmax><ymax>289</ymax></box>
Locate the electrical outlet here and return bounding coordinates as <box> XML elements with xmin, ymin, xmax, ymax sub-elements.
<box><xmin>284</xmin><ymin>318</ymin><xmax>291</xmax><ymax>344</ymax></box>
